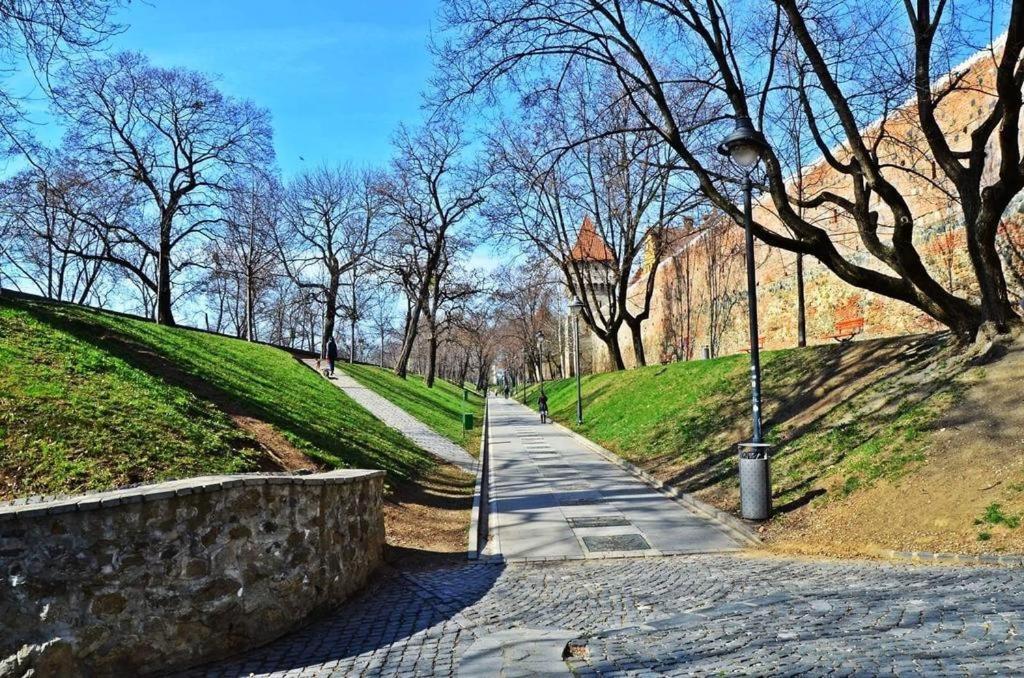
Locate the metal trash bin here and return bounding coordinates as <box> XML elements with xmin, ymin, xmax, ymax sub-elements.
<box><xmin>738</xmin><ymin>442</ymin><xmax>771</xmax><ymax>520</ymax></box>
<box><xmin>462</xmin><ymin>413</ymin><xmax>474</xmax><ymax>431</ymax></box>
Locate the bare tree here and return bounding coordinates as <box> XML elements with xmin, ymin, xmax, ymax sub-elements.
<box><xmin>380</xmin><ymin>120</ymin><xmax>486</xmax><ymax>382</ymax></box>
<box><xmin>365</xmin><ymin>282</ymin><xmax>402</xmax><ymax>368</ymax></box>
<box><xmin>487</xmin><ymin>73</ymin><xmax>695</xmax><ymax>368</ymax></box>
<box><xmin>51</xmin><ymin>51</ymin><xmax>273</xmax><ymax>325</ymax></box>
<box><xmin>0</xmin><ymin>165</ymin><xmax>111</xmax><ymax>303</ymax></box>
<box><xmin>204</xmin><ymin>171</ymin><xmax>284</xmax><ymax>340</ymax></box>
<box><xmin>439</xmin><ymin>0</ymin><xmax>1024</xmax><ymax>342</ymax></box>
<box><xmin>0</xmin><ymin>0</ymin><xmax>122</xmax><ymax>156</ymax></box>
<box><xmin>277</xmin><ymin>166</ymin><xmax>382</xmax><ymax>357</ymax></box>
<box><xmin>491</xmin><ymin>260</ymin><xmax>563</xmax><ymax>381</ymax></box>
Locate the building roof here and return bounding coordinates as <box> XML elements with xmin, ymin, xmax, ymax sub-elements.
<box><xmin>569</xmin><ymin>216</ymin><xmax>615</xmax><ymax>263</ymax></box>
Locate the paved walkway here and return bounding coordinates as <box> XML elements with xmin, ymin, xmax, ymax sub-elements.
<box><xmin>306</xmin><ymin>361</ymin><xmax>477</xmax><ymax>474</ymax></box>
<box><xmin>188</xmin><ymin>555</ymin><xmax>1024</xmax><ymax>676</ymax></box>
<box><xmin>486</xmin><ymin>397</ymin><xmax>739</xmax><ymax>560</ymax></box>
<box><xmin>184</xmin><ymin>389</ymin><xmax>1024</xmax><ymax>676</ymax></box>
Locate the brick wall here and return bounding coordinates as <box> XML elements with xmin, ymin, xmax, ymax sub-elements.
<box><xmin>581</xmin><ymin>46</ymin><xmax>1024</xmax><ymax>372</ymax></box>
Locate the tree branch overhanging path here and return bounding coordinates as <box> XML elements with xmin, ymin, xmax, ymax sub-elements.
<box><xmin>436</xmin><ymin>0</ymin><xmax>1024</xmax><ymax>343</ymax></box>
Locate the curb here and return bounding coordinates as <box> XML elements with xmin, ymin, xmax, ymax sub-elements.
<box><xmin>544</xmin><ymin>418</ymin><xmax>762</xmax><ymax>548</ymax></box>
<box><xmin>484</xmin><ymin>401</ymin><xmax>502</xmax><ymax>557</ymax></box>
<box><xmin>467</xmin><ymin>399</ymin><xmax>489</xmax><ymax>560</ymax></box>
<box><xmin>477</xmin><ymin>548</ymin><xmax>741</xmax><ymax>565</ymax></box>
<box><xmin>881</xmin><ymin>548</ymin><xmax>1024</xmax><ymax>568</ymax></box>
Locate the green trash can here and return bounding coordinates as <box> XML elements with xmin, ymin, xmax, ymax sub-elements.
<box><xmin>462</xmin><ymin>413</ymin><xmax>474</xmax><ymax>431</ymax></box>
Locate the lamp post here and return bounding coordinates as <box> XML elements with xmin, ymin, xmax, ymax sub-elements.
<box><xmin>718</xmin><ymin>115</ymin><xmax>772</xmax><ymax>521</ymax></box>
<box><xmin>535</xmin><ymin>330</ymin><xmax>545</xmax><ymax>395</ymax></box>
<box><xmin>569</xmin><ymin>297</ymin><xmax>584</xmax><ymax>425</ymax></box>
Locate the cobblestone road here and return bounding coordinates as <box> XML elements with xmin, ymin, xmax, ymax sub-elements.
<box><xmin>305</xmin><ymin>361</ymin><xmax>477</xmax><ymax>474</ymax></box>
<box><xmin>188</xmin><ymin>554</ymin><xmax>1024</xmax><ymax>676</ymax></box>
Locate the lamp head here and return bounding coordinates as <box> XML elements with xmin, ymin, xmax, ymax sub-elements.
<box><xmin>569</xmin><ymin>297</ymin><xmax>583</xmax><ymax>314</ymax></box>
<box><xmin>718</xmin><ymin>116</ymin><xmax>767</xmax><ymax>170</ymax></box>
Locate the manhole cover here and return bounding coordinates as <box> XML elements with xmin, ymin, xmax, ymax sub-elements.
<box><xmin>567</xmin><ymin>516</ymin><xmax>631</xmax><ymax>528</ymax></box>
<box><xmin>582</xmin><ymin>534</ymin><xmax>652</xmax><ymax>551</ymax></box>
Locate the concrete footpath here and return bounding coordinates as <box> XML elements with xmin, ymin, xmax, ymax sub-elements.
<box><xmin>304</xmin><ymin>361</ymin><xmax>477</xmax><ymax>474</ymax></box>
<box><xmin>486</xmin><ymin>397</ymin><xmax>740</xmax><ymax>560</ymax></box>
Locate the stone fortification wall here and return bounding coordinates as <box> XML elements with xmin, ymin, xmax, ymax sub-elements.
<box><xmin>0</xmin><ymin>470</ymin><xmax>385</xmax><ymax>676</ymax></box>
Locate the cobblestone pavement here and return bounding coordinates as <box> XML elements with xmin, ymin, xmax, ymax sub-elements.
<box><xmin>305</xmin><ymin>361</ymin><xmax>477</xmax><ymax>474</ymax></box>
<box><xmin>187</xmin><ymin>553</ymin><xmax>1024</xmax><ymax>676</ymax></box>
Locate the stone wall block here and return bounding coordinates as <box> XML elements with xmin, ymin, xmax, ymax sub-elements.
<box><xmin>0</xmin><ymin>470</ymin><xmax>385</xmax><ymax>677</ymax></box>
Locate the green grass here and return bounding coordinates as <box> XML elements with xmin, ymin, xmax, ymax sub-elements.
<box><xmin>977</xmin><ymin>503</ymin><xmax>1021</xmax><ymax>529</ymax></box>
<box><xmin>523</xmin><ymin>336</ymin><xmax>962</xmax><ymax>513</ymax></box>
<box><xmin>338</xmin><ymin>363</ymin><xmax>485</xmax><ymax>455</ymax></box>
<box><xmin>0</xmin><ymin>296</ymin><xmax>438</xmax><ymax>499</ymax></box>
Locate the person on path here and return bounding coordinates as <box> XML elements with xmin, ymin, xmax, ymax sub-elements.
<box><xmin>538</xmin><ymin>391</ymin><xmax>549</xmax><ymax>424</ymax></box>
<box><xmin>326</xmin><ymin>336</ymin><xmax>338</xmax><ymax>377</ymax></box>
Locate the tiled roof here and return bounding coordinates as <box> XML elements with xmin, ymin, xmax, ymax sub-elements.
<box><xmin>569</xmin><ymin>216</ymin><xmax>615</xmax><ymax>262</ymax></box>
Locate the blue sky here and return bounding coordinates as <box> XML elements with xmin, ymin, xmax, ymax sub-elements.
<box><xmin>105</xmin><ymin>1</ymin><xmax>442</xmax><ymax>177</ymax></box>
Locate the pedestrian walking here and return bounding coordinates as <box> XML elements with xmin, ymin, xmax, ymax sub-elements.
<box><xmin>538</xmin><ymin>392</ymin><xmax>549</xmax><ymax>424</ymax></box>
<box><xmin>326</xmin><ymin>336</ymin><xmax>338</xmax><ymax>377</ymax></box>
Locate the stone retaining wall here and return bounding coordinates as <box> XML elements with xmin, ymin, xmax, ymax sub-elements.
<box><xmin>0</xmin><ymin>470</ymin><xmax>386</xmax><ymax>677</ymax></box>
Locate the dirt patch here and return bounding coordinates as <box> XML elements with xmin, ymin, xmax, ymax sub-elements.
<box><xmin>384</xmin><ymin>462</ymin><xmax>475</xmax><ymax>565</ymax></box>
<box><xmin>231</xmin><ymin>415</ymin><xmax>321</xmax><ymax>473</ymax></box>
<box><xmin>767</xmin><ymin>335</ymin><xmax>1024</xmax><ymax>558</ymax></box>
<box><xmin>68</xmin><ymin>325</ymin><xmax>321</xmax><ymax>474</ymax></box>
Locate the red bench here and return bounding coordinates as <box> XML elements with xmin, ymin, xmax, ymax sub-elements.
<box><xmin>831</xmin><ymin>317</ymin><xmax>865</xmax><ymax>342</ymax></box>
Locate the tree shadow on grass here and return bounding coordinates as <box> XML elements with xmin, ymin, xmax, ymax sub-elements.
<box><xmin>650</xmin><ymin>335</ymin><xmax>961</xmax><ymax>517</ymax></box>
<box><xmin>15</xmin><ymin>299</ymin><xmax>435</xmax><ymax>484</ymax></box>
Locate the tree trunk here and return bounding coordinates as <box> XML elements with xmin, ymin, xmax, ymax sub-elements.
<box><xmin>350</xmin><ymin>315</ymin><xmax>357</xmax><ymax>363</ymax></box>
<box><xmin>245</xmin><ymin>268</ymin><xmax>255</xmax><ymax>341</ymax></box>
<box><xmin>624</xmin><ymin>317</ymin><xmax>647</xmax><ymax>367</ymax></box>
<box><xmin>156</xmin><ymin>236</ymin><xmax>175</xmax><ymax>326</ymax></box>
<box><xmin>476</xmin><ymin>360</ymin><xmax>489</xmax><ymax>392</ymax></box>
<box><xmin>394</xmin><ymin>301</ymin><xmax>422</xmax><ymax>379</ymax></box>
<box><xmin>796</xmin><ymin>253</ymin><xmax>807</xmax><ymax>348</ymax></box>
<box><xmin>425</xmin><ymin>327</ymin><xmax>438</xmax><ymax>388</ymax></box>
<box><xmin>603</xmin><ymin>332</ymin><xmax>626</xmax><ymax>371</ymax></box>
<box><xmin>321</xmin><ymin>271</ymin><xmax>340</xmax><ymax>358</ymax></box>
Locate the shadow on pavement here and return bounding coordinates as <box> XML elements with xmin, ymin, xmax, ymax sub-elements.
<box><xmin>176</xmin><ymin>558</ymin><xmax>505</xmax><ymax>677</ymax></box>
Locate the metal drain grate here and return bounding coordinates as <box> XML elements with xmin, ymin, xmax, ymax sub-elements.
<box><xmin>559</xmin><ymin>495</ymin><xmax>602</xmax><ymax>506</ymax></box>
<box><xmin>567</xmin><ymin>516</ymin><xmax>631</xmax><ymax>528</ymax></box>
<box><xmin>582</xmin><ymin>534</ymin><xmax>652</xmax><ymax>551</ymax></box>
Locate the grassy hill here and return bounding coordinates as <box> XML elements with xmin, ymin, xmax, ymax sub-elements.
<box><xmin>338</xmin><ymin>363</ymin><xmax>485</xmax><ymax>454</ymax></box>
<box><xmin>0</xmin><ymin>295</ymin><xmax>473</xmax><ymax>554</ymax></box>
<box><xmin>524</xmin><ymin>334</ymin><xmax>1024</xmax><ymax>557</ymax></box>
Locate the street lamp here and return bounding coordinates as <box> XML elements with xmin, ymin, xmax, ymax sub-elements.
<box><xmin>569</xmin><ymin>297</ymin><xmax>584</xmax><ymax>425</ymax></box>
<box><xmin>718</xmin><ymin>115</ymin><xmax>771</xmax><ymax>521</ymax></box>
<box><xmin>535</xmin><ymin>330</ymin><xmax>545</xmax><ymax>394</ymax></box>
